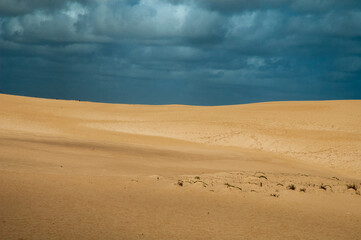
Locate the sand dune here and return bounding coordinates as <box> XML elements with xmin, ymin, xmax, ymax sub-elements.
<box><xmin>0</xmin><ymin>93</ymin><xmax>360</xmax><ymax>239</ymax></box>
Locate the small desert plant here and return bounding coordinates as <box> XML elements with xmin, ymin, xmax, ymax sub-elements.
<box><xmin>320</xmin><ymin>184</ymin><xmax>332</xmax><ymax>191</ymax></box>
<box><xmin>258</xmin><ymin>175</ymin><xmax>268</xmax><ymax>180</ymax></box>
<box><xmin>270</xmin><ymin>193</ymin><xmax>279</xmax><ymax>198</ymax></box>
<box><xmin>287</xmin><ymin>184</ymin><xmax>296</xmax><ymax>190</ymax></box>
<box><xmin>195</xmin><ymin>176</ymin><xmax>200</xmax><ymax>180</ymax></box>
<box><xmin>346</xmin><ymin>184</ymin><xmax>358</xmax><ymax>191</ymax></box>
<box><xmin>224</xmin><ymin>183</ymin><xmax>242</xmax><ymax>191</ymax></box>
<box><xmin>177</xmin><ymin>180</ymin><xmax>183</xmax><ymax>187</ymax></box>
<box><xmin>299</xmin><ymin>188</ymin><xmax>306</xmax><ymax>192</ymax></box>
<box><xmin>193</xmin><ymin>179</ymin><xmax>208</xmax><ymax>187</ymax></box>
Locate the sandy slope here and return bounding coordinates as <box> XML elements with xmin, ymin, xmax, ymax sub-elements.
<box><xmin>0</xmin><ymin>93</ymin><xmax>360</xmax><ymax>240</ymax></box>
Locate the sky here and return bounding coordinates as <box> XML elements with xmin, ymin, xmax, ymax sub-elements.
<box><xmin>0</xmin><ymin>0</ymin><xmax>361</xmax><ymax>105</ymax></box>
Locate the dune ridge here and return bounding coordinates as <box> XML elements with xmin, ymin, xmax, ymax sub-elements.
<box><xmin>1</xmin><ymin>94</ymin><xmax>360</xmax><ymax>177</ymax></box>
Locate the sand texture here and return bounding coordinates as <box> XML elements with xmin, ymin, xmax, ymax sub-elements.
<box><xmin>0</xmin><ymin>93</ymin><xmax>360</xmax><ymax>239</ymax></box>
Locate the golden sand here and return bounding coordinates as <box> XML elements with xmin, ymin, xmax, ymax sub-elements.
<box><xmin>0</xmin><ymin>94</ymin><xmax>360</xmax><ymax>239</ymax></box>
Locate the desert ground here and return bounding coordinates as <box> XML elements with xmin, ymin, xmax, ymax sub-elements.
<box><xmin>0</xmin><ymin>93</ymin><xmax>360</xmax><ymax>240</ymax></box>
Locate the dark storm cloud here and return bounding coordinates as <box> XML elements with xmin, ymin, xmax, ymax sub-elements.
<box><xmin>0</xmin><ymin>0</ymin><xmax>92</xmax><ymax>16</ymax></box>
<box><xmin>0</xmin><ymin>0</ymin><xmax>360</xmax><ymax>105</ymax></box>
<box><xmin>169</xmin><ymin>0</ymin><xmax>361</xmax><ymax>14</ymax></box>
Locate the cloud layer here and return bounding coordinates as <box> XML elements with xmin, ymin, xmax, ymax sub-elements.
<box><xmin>0</xmin><ymin>0</ymin><xmax>360</xmax><ymax>105</ymax></box>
